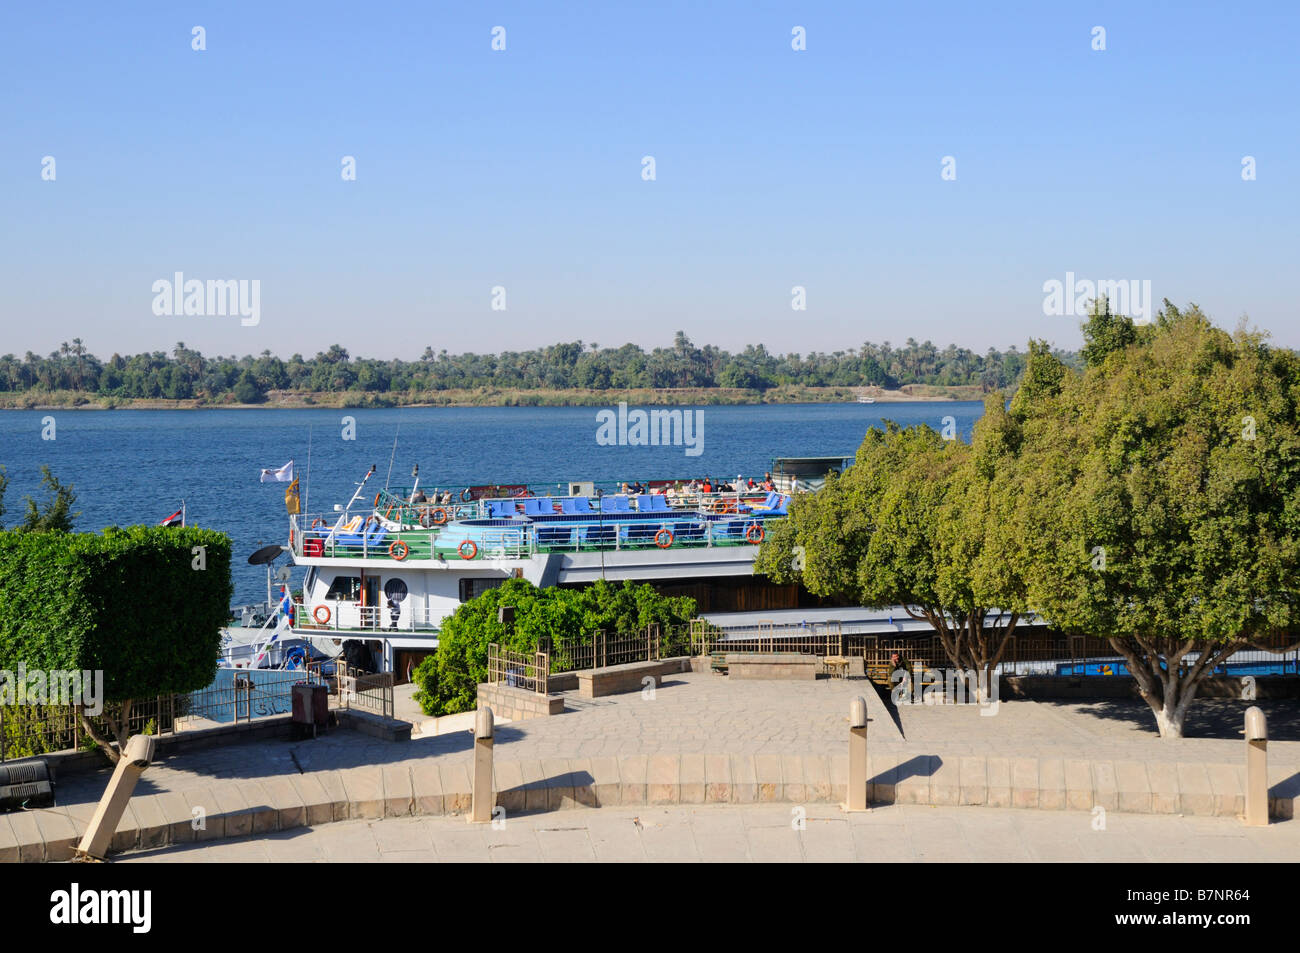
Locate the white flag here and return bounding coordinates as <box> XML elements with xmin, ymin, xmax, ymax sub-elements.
<box><xmin>260</xmin><ymin>460</ymin><xmax>294</xmax><ymax>483</ymax></box>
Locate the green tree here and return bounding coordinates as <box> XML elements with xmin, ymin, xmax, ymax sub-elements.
<box><xmin>756</xmin><ymin>417</ymin><xmax>1027</xmax><ymax>694</ymax></box>
<box><xmin>232</xmin><ymin>369</ymin><xmax>266</xmax><ymax>403</ymax></box>
<box><xmin>0</xmin><ymin>526</ymin><xmax>232</xmax><ymax>762</ymax></box>
<box><xmin>1005</xmin><ymin>306</ymin><xmax>1300</xmax><ymax>737</ymax></box>
<box><xmin>1079</xmin><ymin>295</ymin><xmax>1138</xmax><ymax>368</ymax></box>
<box><xmin>22</xmin><ymin>465</ymin><xmax>79</xmax><ymax>532</ymax></box>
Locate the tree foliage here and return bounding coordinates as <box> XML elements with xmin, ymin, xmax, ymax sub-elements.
<box><xmin>412</xmin><ymin>578</ymin><xmax>696</xmax><ymax>716</ymax></box>
<box><xmin>755</xmin><ymin>408</ymin><xmax>1029</xmax><ymax>690</ymax></box>
<box><xmin>1002</xmin><ymin>304</ymin><xmax>1300</xmax><ymax>736</ymax></box>
<box><xmin>0</xmin><ymin>525</ymin><xmax>233</xmax><ymax>760</ymax></box>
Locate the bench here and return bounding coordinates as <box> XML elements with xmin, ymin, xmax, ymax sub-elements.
<box><xmin>726</xmin><ymin>653</ymin><xmax>819</xmax><ymax>680</ymax></box>
<box><xmin>576</xmin><ymin>660</ymin><xmax>665</xmax><ymax>698</ymax></box>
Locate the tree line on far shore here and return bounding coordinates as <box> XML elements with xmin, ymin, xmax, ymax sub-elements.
<box><xmin>0</xmin><ymin>334</ymin><xmax>1079</xmax><ymax>403</ymax></box>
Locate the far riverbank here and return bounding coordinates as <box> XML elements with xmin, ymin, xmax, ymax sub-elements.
<box><xmin>0</xmin><ymin>383</ymin><xmax>987</xmax><ymax>411</ymax></box>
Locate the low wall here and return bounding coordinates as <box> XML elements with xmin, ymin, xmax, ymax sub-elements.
<box><xmin>476</xmin><ymin>683</ymin><xmax>565</xmax><ymax>721</ymax></box>
<box><xmin>9</xmin><ymin>715</ymin><xmax>299</xmax><ymax>781</ymax></box>
<box><xmin>727</xmin><ymin>653</ymin><xmax>819</xmax><ymax>680</ymax></box>
<box><xmin>551</xmin><ymin>656</ymin><xmax>693</xmax><ymax>693</ymax></box>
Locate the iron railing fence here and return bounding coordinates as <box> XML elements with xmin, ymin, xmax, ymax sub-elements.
<box><xmin>1</xmin><ymin>669</ymin><xmax>332</xmax><ymax>762</ymax></box>
<box><xmin>688</xmin><ymin>620</ymin><xmax>1300</xmax><ymax>678</ymax></box>
<box><xmin>335</xmin><ymin>663</ymin><xmax>395</xmax><ymax>719</ymax></box>
<box><xmin>487</xmin><ymin>644</ymin><xmax>550</xmax><ymax>695</ymax></box>
<box><xmin>546</xmin><ymin>625</ymin><xmax>687</xmax><ymax>674</ymax></box>
<box><xmin>1</xmin><ymin>694</ymin><xmax>179</xmax><ymax>763</ymax></box>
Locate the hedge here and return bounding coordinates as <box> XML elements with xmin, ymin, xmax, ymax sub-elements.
<box><xmin>0</xmin><ymin>525</ymin><xmax>232</xmax><ymax>701</ymax></box>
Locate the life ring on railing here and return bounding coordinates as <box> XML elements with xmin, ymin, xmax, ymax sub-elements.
<box><xmin>745</xmin><ymin>523</ymin><xmax>764</xmax><ymax>544</ymax></box>
<box><xmin>431</xmin><ymin>507</ymin><xmax>449</xmax><ymax>525</ymax></box>
<box><xmin>712</xmin><ymin>500</ymin><xmax>738</xmax><ymax>514</ymax></box>
<box><xmin>460</xmin><ymin>488</ymin><xmax>473</xmax><ymax>502</ymax></box>
<box><xmin>384</xmin><ymin>504</ymin><xmax>400</xmax><ymax>523</ymax></box>
<box><xmin>373</xmin><ymin>493</ymin><xmax>382</xmax><ymax>507</ymax></box>
<box><xmin>311</xmin><ymin>517</ymin><xmax>326</xmax><ymax>528</ymax></box>
<box><xmin>313</xmin><ymin>604</ymin><xmax>331</xmax><ymax>625</ymax></box>
<box><xmin>458</xmin><ymin>540</ymin><xmax>478</xmax><ymax>560</ymax></box>
<box><xmin>655</xmin><ymin>529</ymin><xmax>674</xmax><ymax>548</ymax></box>
<box><xmin>389</xmin><ymin>540</ymin><xmax>410</xmax><ymax>561</ymax></box>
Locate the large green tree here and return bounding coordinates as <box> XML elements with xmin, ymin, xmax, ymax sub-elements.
<box><xmin>1004</xmin><ymin>305</ymin><xmax>1300</xmax><ymax>737</ymax></box>
<box><xmin>756</xmin><ymin>410</ymin><xmax>1028</xmax><ymax>695</ymax></box>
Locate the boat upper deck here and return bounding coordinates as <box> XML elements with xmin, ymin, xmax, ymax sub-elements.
<box><xmin>289</xmin><ymin>487</ymin><xmax>793</xmax><ymax>564</ymax></box>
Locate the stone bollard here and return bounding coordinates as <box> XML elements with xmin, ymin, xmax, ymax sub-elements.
<box><xmin>1244</xmin><ymin>706</ymin><xmax>1268</xmax><ymax>827</ymax></box>
<box><xmin>846</xmin><ymin>696</ymin><xmax>869</xmax><ymax>811</ymax></box>
<box><xmin>471</xmin><ymin>706</ymin><xmax>495</xmax><ymax>823</ymax></box>
<box><xmin>74</xmin><ymin>734</ymin><xmax>156</xmax><ymax>861</ymax></box>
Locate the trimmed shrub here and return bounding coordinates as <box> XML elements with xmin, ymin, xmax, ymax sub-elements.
<box><xmin>0</xmin><ymin>525</ymin><xmax>232</xmax><ymax>760</ymax></box>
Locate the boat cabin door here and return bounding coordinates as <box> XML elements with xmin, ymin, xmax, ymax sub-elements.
<box><xmin>362</xmin><ymin>576</ymin><xmax>381</xmax><ymax>628</ymax></box>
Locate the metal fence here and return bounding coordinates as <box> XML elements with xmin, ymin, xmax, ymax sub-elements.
<box><xmin>547</xmin><ymin>625</ymin><xmax>691</xmax><ymax>673</ymax></box>
<box><xmin>1</xmin><ymin>695</ymin><xmax>179</xmax><ymax>763</ymax></box>
<box><xmin>487</xmin><ymin>643</ymin><xmax>550</xmax><ymax>694</ymax></box>
<box><xmin>687</xmin><ymin>620</ymin><xmax>1300</xmax><ymax>678</ymax></box>
<box><xmin>335</xmin><ymin>663</ymin><xmax>395</xmax><ymax>719</ymax></box>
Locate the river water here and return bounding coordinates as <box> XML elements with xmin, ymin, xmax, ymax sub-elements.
<box><xmin>0</xmin><ymin>402</ymin><xmax>983</xmax><ymax>603</ymax></box>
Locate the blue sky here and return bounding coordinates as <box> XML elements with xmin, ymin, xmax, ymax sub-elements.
<box><xmin>2</xmin><ymin>0</ymin><xmax>1297</xmax><ymax>360</ymax></box>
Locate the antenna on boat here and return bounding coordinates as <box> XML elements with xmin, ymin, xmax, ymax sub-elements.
<box><xmin>384</xmin><ymin>424</ymin><xmax>400</xmax><ymax>490</ymax></box>
<box><xmin>304</xmin><ymin>423</ymin><xmax>314</xmax><ymax>514</ymax></box>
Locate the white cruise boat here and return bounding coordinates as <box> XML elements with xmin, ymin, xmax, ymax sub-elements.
<box><xmin>267</xmin><ymin>467</ymin><xmax>808</xmax><ymax>678</ymax></box>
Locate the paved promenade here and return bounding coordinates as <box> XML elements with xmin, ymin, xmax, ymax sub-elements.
<box><xmin>115</xmin><ymin>803</ymin><xmax>1300</xmax><ymax>863</ymax></box>
<box><xmin>3</xmin><ymin>673</ymin><xmax>1298</xmax><ymax>861</ymax></box>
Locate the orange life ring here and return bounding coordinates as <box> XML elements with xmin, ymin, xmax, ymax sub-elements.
<box><xmin>431</xmin><ymin>507</ymin><xmax>449</xmax><ymax>525</ymax></box>
<box><xmin>311</xmin><ymin>517</ymin><xmax>326</xmax><ymax>528</ymax></box>
<box><xmin>289</xmin><ymin>530</ymin><xmax>295</xmax><ymax>547</ymax></box>
<box><xmin>374</xmin><ymin>492</ymin><xmax>381</xmax><ymax>507</ymax></box>
<box><xmin>458</xmin><ymin>540</ymin><xmax>478</xmax><ymax>560</ymax></box>
<box><xmin>313</xmin><ymin>604</ymin><xmax>331</xmax><ymax>625</ymax></box>
<box><xmin>745</xmin><ymin>523</ymin><xmax>764</xmax><ymax>544</ymax></box>
<box><xmin>389</xmin><ymin>540</ymin><xmax>410</xmax><ymax>560</ymax></box>
<box><xmin>384</xmin><ymin>504</ymin><xmax>398</xmax><ymax>523</ymax></box>
<box><xmin>655</xmin><ymin>529</ymin><xmax>673</xmax><ymax>548</ymax></box>
<box><xmin>460</xmin><ymin>488</ymin><xmax>473</xmax><ymax>502</ymax></box>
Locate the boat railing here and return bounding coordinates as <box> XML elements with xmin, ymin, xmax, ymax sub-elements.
<box><xmin>292</xmin><ymin>600</ymin><xmax>442</xmax><ymax>634</ymax></box>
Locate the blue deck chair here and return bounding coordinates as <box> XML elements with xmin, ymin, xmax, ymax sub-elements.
<box><xmin>524</xmin><ymin>497</ymin><xmax>553</xmax><ymax>516</ymax></box>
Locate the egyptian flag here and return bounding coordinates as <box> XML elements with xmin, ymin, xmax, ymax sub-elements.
<box><xmin>159</xmin><ymin>509</ymin><xmax>183</xmax><ymax>527</ymax></box>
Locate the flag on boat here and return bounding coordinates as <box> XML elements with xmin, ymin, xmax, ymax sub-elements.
<box><xmin>259</xmin><ymin>460</ymin><xmax>294</xmax><ymax>483</ymax></box>
<box><xmin>159</xmin><ymin>508</ymin><xmax>184</xmax><ymax>527</ymax></box>
<box><xmin>284</xmin><ymin>477</ymin><xmax>301</xmax><ymax>516</ymax></box>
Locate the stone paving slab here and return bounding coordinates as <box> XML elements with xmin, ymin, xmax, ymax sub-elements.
<box><xmin>3</xmin><ymin>672</ymin><xmax>1298</xmax><ymax>861</ymax></box>
<box><xmin>113</xmin><ymin>803</ymin><xmax>1300</xmax><ymax>864</ymax></box>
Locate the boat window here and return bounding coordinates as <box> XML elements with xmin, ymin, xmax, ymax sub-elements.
<box><xmin>325</xmin><ymin>576</ymin><xmax>362</xmax><ymax>601</ymax></box>
<box><xmin>458</xmin><ymin>578</ymin><xmax>504</xmax><ymax>603</ymax></box>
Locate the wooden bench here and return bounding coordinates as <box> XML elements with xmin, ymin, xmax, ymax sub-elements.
<box><xmin>576</xmin><ymin>660</ymin><xmax>664</xmax><ymax>698</ymax></box>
